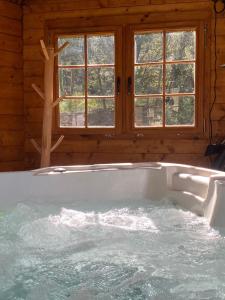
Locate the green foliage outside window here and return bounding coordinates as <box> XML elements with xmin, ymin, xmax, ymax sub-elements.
<box><xmin>58</xmin><ymin>30</ymin><xmax>196</xmax><ymax>128</ymax></box>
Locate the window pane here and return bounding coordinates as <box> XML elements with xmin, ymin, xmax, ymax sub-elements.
<box><xmin>59</xmin><ymin>68</ymin><xmax>85</xmax><ymax>96</ymax></box>
<box><xmin>166</xmin><ymin>63</ymin><xmax>195</xmax><ymax>94</ymax></box>
<box><xmin>135</xmin><ymin>65</ymin><xmax>163</xmax><ymax>95</ymax></box>
<box><xmin>88</xmin><ymin>35</ymin><xmax>115</xmax><ymax>65</ymax></box>
<box><xmin>88</xmin><ymin>98</ymin><xmax>115</xmax><ymax>127</ymax></box>
<box><xmin>58</xmin><ymin>37</ymin><xmax>84</xmax><ymax>66</ymax></box>
<box><xmin>59</xmin><ymin>99</ymin><xmax>85</xmax><ymax>127</ymax></box>
<box><xmin>166</xmin><ymin>31</ymin><xmax>196</xmax><ymax>61</ymax></box>
<box><xmin>135</xmin><ymin>32</ymin><xmax>163</xmax><ymax>63</ymax></box>
<box><xmin>165</xmin><ymin>95</ymin><xmax>195</xmax><ymax>126</ymax></box>
<box><xmin>88</xmin><ymin>67</ymin><xmax>115</xmax><ymax>96</ymax></box>
<box><xmin>135</xmin><ymin>97</ymin><xmax>163</xmax><ymax>127</ymax></box>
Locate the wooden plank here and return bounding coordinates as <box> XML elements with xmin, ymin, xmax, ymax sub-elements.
<box><xmin>23</xmin><ymin>14</ymin><xmax>44</xmax><ymax>30</ymax></box>
<box><xmin>0</xmin><ymin>50</ymin><xmax>22</xmax><ymax>68</ymax></box>
<box><xmin>0</xmin><ymin>116</ymin><xmax>24</xmax><ymax>130</ymax></box>
<box><xmin>0</xmin><ymin>33</ymin><xmax>22</xmax><ymax>52</ymax></box>
<box><xmin>24</xmin><ymin>45</ymin><xmax>43</xmax><ymax>61</ymax></box>
<box><xmin>0</xmin><ymin>99</ymin><xmax>23</xmax><ymax>115</ymax></box>
<box><xmin>0</xmin><ymin>67</ymin><xmax>23</xmax><ymax>84</ymax></box>
<box><xmin>23</xmin><ymin>0</ymin><xmax>210</xmax><ymax>15</ymax></box>
<box><xmin>215</xmin><ymin>18</ymin><xmax>225</xmax><ymax>36</ymax></box>
<box><xmin>0</xmin><ymin>16</ymin><xmax>21</xmax><ymax>36</ymax></box>
<box><xmin>0</xmin><ymin>131</ymin><xmax>24</xmax><ymax>146</ymax></box>
<box><xmin>0</xmin><ymin>146</ymin><xmax>24</xmax><ymax>162</ymax></box>
<box><xmin>153</xmin><ymin>0</ymin><xmax>209</xmax><ymax>3</ymax></box>
<box><xmin>61</xmin><ymin>139</ymin><xmax>207</xmax><ymax>154</ymax></box>
<box><xmin>211</xmin><ymin>103</ymin><xmax>225</xmax><ymax>121</ymax></box>
<box><xmin>25</xmin><ymin>151</ymin><xmax>210</xmax><ymax>169</ymax></box>
<box><xmin>25</xmin><ymin>0</ymin><xmax>209</xmax><ymax>3</ymax></box>
<box><xmin>0</xmin><ymin>83</ymin><xmax>23</xmax><ymax>100</ymax></box>
<box><xmin>213</xmin><ymin>89</ymin><xmax>225</xmax><ymax>102</ymax></box>
<box><xmin>25</xmin><ymin>122</ymin><xmax>42</xmax><ymax>136</ymax></box>
<box><xmin>24</xmin><ymin>0</ymin><xmax>150</xmax><ymax>15</ymax></box>
<box><xmin>23</xmin><ymin>4</ymin><xmax>211</xmax><ymax>30</ymax></box>
<box><xmin>215</xmin><ymin>71</ymin><xmax>225</xmax><ymax>86</ymax></box>
<box><xmin>23</xmin><ymin>29</ymin><xmax>44</xmax><ymax>45</ymax></box>
<box><xmin>0</xmin><ymin>0</ymin><xmax>22</xmax><ymax>21</ymax></box>
<box><xmin>0</xmin><ymin>1</ymin><xmax>24</xmax><ymax>171</ymax></box>
<box><xmin>24</xmin><ymin>152</ymin><xmax>41</xmax><ymax>170</ymax></box>
<box><xmin>50</xmin><ymin>152</ymin><xmax>147</xmax><ymax>165</ymax></box>
<box><xmin>0</xmin><ymin>1</ymin><xmax>22</xmax><ymax>20</ymax></box>
<box><xmin>212</xmin><ymin>120</ymin><xmax>225</xmax><ymax>137</ymax></box>
<box><xmin>0</xmin><ymin>161</ymin><xmax>24</xmax><ymax>172</ymax></box>
<box><xmin>46</xmin><ymin>152</ymin><xmax>209</xmax><ymax>166</ymax></box>
<box><xmin>25</xmin><ymin>138</ymin><xmax>207</xmax><ymax>155</ymax></box>
<box><xmin>24</xmin><ymin>92</ymin><xmax>44</xmax><ymax>108</ymax></box>
<box><xmin>24</xmin><ymin>61</ymin><xmax>44</xmax><ymax>77</ymax></box>
<box><xmin>25</xmin><ymin>107</ymin><xmax>43</xmax><ymax>122</ymax></box>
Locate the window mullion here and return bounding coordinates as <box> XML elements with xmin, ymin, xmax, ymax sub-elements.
<box><xmin>163</xmin><ymin>31</ymin><xmax>166</xmax><ymax>128</ymax></box>
<box><xmin>84</xmin><ymin>35</ymin><xmax>88</xmax><ymax>128</ymax></box>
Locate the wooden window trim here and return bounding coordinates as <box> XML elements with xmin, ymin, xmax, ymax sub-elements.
<box><xmin>53</xmin><ymin>26</ymin><xmax>123</xmax><ymax>135</ymax></box>
<box><xmin>47</xmin><ymin>14</ymin><xmax>210</xmax><ymax>139</ymax></box>
<box><xmin>125</xmin><ymin>22</ymin><xmax>206</xmax><ymax>137</ymax></box>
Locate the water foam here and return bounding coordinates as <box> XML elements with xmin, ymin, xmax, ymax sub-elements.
<box><xmin>49</xmin><ymin>207</ymin><xmax>158</xmax><ymax>232</ymax></box>
<box><xmin>0</xmin><ymin>200</ymin><xmax>224</xmax><ymax>300</ymax></box>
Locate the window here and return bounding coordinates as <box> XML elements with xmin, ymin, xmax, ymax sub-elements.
<box><xmin>133</xmin><ymin>30</ymin><xmax>196</xmax><ymax>128</ymax></box>
<box><xmin>58</xmin><ymin>34</ymin><xmax>117</xmax><ymax>129</ymax></box>
<box><xmin>54</xmin><ymin>19</ymin><xmax>206</xmax><ymax>137</ymax></box>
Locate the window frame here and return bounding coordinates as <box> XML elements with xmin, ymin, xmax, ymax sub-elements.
<box><xmin>125</xmin><ymin>21</ymin><xmax>206</xmax><ymax>137</ymax></box>
<box><xmin>53</xmin><ymin>26</ymin><xmax>123</xmax><ymax>135</ymax></box>
<box><xmin>48</xmin><ymin>17</ymin><xmax>209</xmax><ymax>139</ymax></box>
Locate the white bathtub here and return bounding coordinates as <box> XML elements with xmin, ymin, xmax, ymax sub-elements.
<box><xmin>1</xmin><ymin>162</ymin><xmax>225</xmax><ymax>227</ymax></box>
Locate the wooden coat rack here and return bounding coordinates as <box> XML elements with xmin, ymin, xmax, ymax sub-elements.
<box><xmin>30</xmin><ymin>40</ymin><xmax>69</xmax><ymax>168</ymax></box>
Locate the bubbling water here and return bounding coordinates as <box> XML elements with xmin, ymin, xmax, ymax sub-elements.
<box><xmin>0</xmin><ymin>199</ymin><xmax>225</xmax><ymax>300</ymax></box>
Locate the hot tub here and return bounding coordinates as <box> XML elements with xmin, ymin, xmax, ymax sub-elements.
<box><xmin>1</xmin><ymin>162</ymin><xmax>225</xmax><ymax>227</ymax></box>
<box><xmin>1</xmin><ymin>162</ymin><xmax>225</xmax><ymax>299</ymax></box>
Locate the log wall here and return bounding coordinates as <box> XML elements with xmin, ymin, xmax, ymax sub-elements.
<box><xmin>0</xmin><ymin>0</ymin><xmax>24</xmax><ymax>171</ymax></box>
<box><xmin>22</xmin><ymin>0</ymin><xmax>225</xmax><ymax>169</ymax></box>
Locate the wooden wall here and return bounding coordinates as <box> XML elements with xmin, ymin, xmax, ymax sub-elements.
<box><xmin>213</xmin><ymin>12</ymin><xmax>225</xmax><ymax>138</ymax></box>
<box><xmin>0</xmin><ymin>0</ymin><xmax>24</xmax><ymax>171</ymax></box>
<box><xmin>23</xmin><ymin>0</ymin><xmax>225</xmax><ymax>169</ymax></box>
